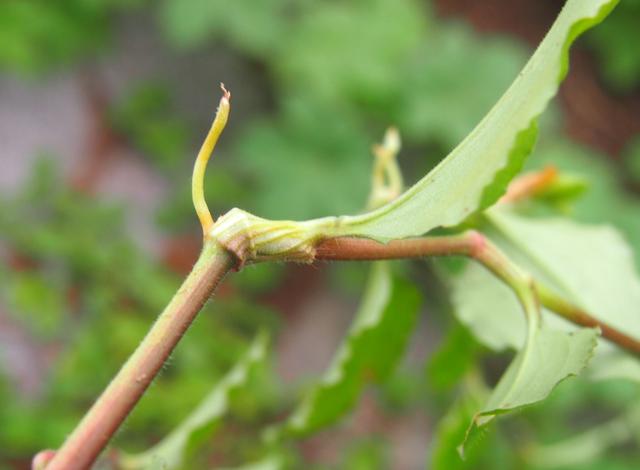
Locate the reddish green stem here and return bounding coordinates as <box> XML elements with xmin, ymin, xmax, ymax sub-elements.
<box><xmin>315</xmin><ymin>233</ymin><xmax>640</xmax><ymax>357</ymax></box>
<box><xmin>45</xmin><ymin>241</ymin><xmax>234</xmax><ymax>470</ymax></box>
<box><xmin>535</xmin><ymin>283</ymin><xmax>640</xmax><ymax>356</ymax></box>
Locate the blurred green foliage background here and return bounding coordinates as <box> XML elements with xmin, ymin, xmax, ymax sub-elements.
<box><xmin>1</xmin><ymin>0</ymin><xmax>640</xmax><ymax>469</ymax></box>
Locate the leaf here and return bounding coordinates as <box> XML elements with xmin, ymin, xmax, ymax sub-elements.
<box><xmin>332</xmin><ymin>0</ymin><xmax>618</xmax><ymax>241</ymax></box>
<box><xmin>498</xmin><ymin>208</ymin><xmax>640</xmax><ymax>380</ymax></box>
<box><xmin>432</xmin><ymin>393</ymin><xmax>484</xmax><ymax>470</ymax></box>
<box><xmin>217</xmin><ymin>453</ymin><xmax>288</xmax><ymax>470</ymax></box>
<box><xmin>274</xmin><ymin>0</ymin><xmax>425</xmax><ymax>104</ymax></box>
<box><xmin>468</xmin><ymin>326</ymin><xmax>597</xmax><ymax>428</ymax></box>
<box><xmin>426</xmin><ymin>323</ymin><xmax>479</xmax><ymax>391</ymax></box>
<box><xmin>489</xmin><ymin>208</ymin><xmax>640</xmax><ymax>336</ymax></box>
<box><xmin>528</xmin><ymin>138</ymin><xmax>640</xmax><ymax>271</ymax></box>
<box><xmin>458</xmin><ymin>267</ymin><xmax>598</xmax><ymax>451</ymax></box>
<box><xmin>109</xmin><ymin>82</ymin><xmax>190</xmax><ymax>172</ymax></box>
<box><xmin>431</xmin><ymin>384</ymin><xmax>518</xmax><ymax>470</ymax></box>
<box><xmin>0</xmin><ymin>1</ymin><xmax>111</xmax><ymax>74</ymax></box>
<box><xmin>449</xmin><ymin>262</ymin><xmax>527</xmax><ymax>352</ymax></box>
<box><xmin>278</xmin><ymin>262</ymin><xmax>421</xmax><ymax>437</ymax></box>
<box><xmin>587</xmin><ymin>0</ymin><xmax>640</xmax><ymax>92</ymax></box>
<box><xmin>120</xmin><ymin>332</ymin><xmax>270</xmax><ymax>470</ymax></box>
<box><xmin>449</xmin><ymin>204</ymin><xmax>640</xmax><ymax>383</ymax></box>
<box><xmin>526</xmin><ymin>403</ymin><xmax>640</xmax><ymax>468</ymax></box>
<box><xmin>396</xmin><ymin>23</ymin><xmax>526</xmax><ymax>148</ymax></box>
<box><xmin>159</xmin><ymin>0</ymin><xmax>290</xmax><ymax>54</ymax></box>
<box><xmin>233</xmin><ymin>97</ymin><xmax>373</xmax><ymax>220</ymax></box>
<box><xmin>623</xmin><ymin>136</ymin><xmax>640</xmax><ymax>186</ymax></box>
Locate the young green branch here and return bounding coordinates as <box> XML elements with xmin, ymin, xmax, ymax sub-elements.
<box><xmin>43</xmin><ymin>242</ymin><xmax>234</xmax><ymax>470</ymax></box>
<box><xmin>42</xmin><ymin>87</ymin><xmax>235</xmax><ymax>470</ymax></box>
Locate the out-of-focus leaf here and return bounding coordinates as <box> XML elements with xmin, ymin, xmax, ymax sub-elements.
<box><xmin>0</xmin><ymin>0</ymin><xmax>138</xmax><ymax>74</ymax></box>
<box><xmin>277</xmin><ymin>262</ymin><xmax>420</xmax><ymax>437</ymax></box>
<box><xmin>396</xmin><ymin>25</ymin><xmax>525</xmax><ymax>147</ymax></box>
<box><xmin>527</xmin><ymin>138</ymin><xmax>640</xmax><ymax>269</ymax></box>
<box><xmin>623</xmin><ymin>136</ymin><xmax>640</xmax><ymax>185</ymax></box>
<box><xmin>218</xmin><ymin>453</ymin><xmax>288</xmax><ymax>470</ymax></box>
<box><xmin>587</xmin><ymin>0</ymin><xmax>640</xmax><ymax>91</ymax></box>
<box><xmin>526</xmin><ymin>404</ymin><xmax>640</xmax><ymax>468</ymax></box>
<box><xmin>330</xmin><ymin>0</ymin><xmax>617</xmax><ymax>241</ymax></box>
<box><xmin>275</xmin><ymin>0</ymin><xmax>424</xmax><ymax>106</ymax></box>
<box><xmin>120</xmin><ymin>332</ymin><xmax>270</xmax><ymax>470</ymax></box>
<box><xmin>428</xmin><ymin>384</ymin><xmax>515</xmax><ymax>470</ymax></box>
<box><xmin>156</xmin><ymin>167</ymin><xmax>249</xmax><ymax>233</ymax></box>
<box><xmin>432</xmin><ymin>391</ymin><xmax>482</xmax><ymax>470</ymax></box>
<box><xmin>450</xmin><ymin>261</ymin><xmax>528</xmax><ymax>352</ymax></box>
<box><xmin>110</xmin><ymin>83</ymin><xmax>190</xmax><ymax>172</ymax></box>
<box><xmin>341</xmin><ymin>437</ymin><xmax>389</xmax><ymax>470</ymax></box>
<box><xmin>233</xmin><ymin>97</ymin><xmax>372</xmax><ymax>220</ymax></box>
<box><xmin>159</xmin><ymin>0</ymin><xmax>291</xmax><ymax>54</ymax></box>
<box><xmin>4</xmin><ymin>272</ymin><xmax>66</xmax><ymax>339</ymax></box>
<box><xmin>426</xmin><ymin>323</ymin><xmax>479</xmax><ymax>391</ymax></box>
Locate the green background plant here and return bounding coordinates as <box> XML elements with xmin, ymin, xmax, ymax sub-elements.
<box><xmin>1</xmin><ymin>0</ymin><xmax>640</xmax><ymax>468</ymax></box>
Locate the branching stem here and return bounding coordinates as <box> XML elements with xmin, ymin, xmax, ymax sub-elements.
<box><xmin>45</xmin><ymin>241</ymin><xmax>234</xmax><ymax>470</ymax></box>
<box><xmin>41</xmin><ymin>229</ymin><xmax>640</xmax><ymax>469</ymax></box>
<box><xmin>315</xmin><ymin>233</ymin><xmax>640</xmax><ymax>357</ymax></box>
<box><xmin>40</xmin><ymin>93</ymin><xmax>639</xmax><ymax>469</ymax></box>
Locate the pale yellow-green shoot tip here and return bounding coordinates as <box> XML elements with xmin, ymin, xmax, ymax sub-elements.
<box><xmin>367</xmin><ymin>127</ymin><xmax>403</xmax><ymax>210</ymax></box>
<box><xmin>192</xmin><ymin>85</ymin><xmax>231</xmax><ymax>236</ymax></box>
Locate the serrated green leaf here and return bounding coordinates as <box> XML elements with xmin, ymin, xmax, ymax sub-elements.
<box><xmin>332</xmin><ymin>0</ymin><xmax>617</xmax><ymax>241</ymax></box>
<box><xmin>497</xmin><ymin>208</ymin><xmax>640</xmax><ymax>380</ymax></box>
<box><xmin>120</xmin><ymin>332</ymin><xmax>270</xmax><ymax>470</ymax></box>
<box><xmin>469</xmin><ymin>326</ymin><xmax>597</xmax><ymax>428</ymax></box>
<box><xmin>455</xmin><ymin>252</ymin><xmax>599</xmax><ymax>450</ymax></box>
<box><xmin>488</xmin><ymin>208</ymin><xmax>640</xmax><ymax>338</ymax></box>
<box><xmin>442</xmin><ymin>216</ymin><xmax>602</xmax><ymax>450</ymax></box>
<box><xmin>450</xmin><ymin>205</ymin><xmax>640</xmax><ymax>385</ymax></box>
<box><xmin>280</xmin><ymin>262</ymin><xmax>420</xmax><ymax>437</ymax></box>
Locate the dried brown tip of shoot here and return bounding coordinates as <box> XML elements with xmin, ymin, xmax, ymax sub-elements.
<box><xmin>220</xmin><ymin>82</ymin><xmax>231</xmax><ymax>101</ymax></box>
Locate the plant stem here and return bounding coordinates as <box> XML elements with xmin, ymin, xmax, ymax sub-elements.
<box><xmin>192</xmin><ymin>85</ymin><xmax>230</xmax><ymax>235</ymax></box>
<box><xmin>46</xmin><ymin>241</ymin><xmax>234</xmax><ymax>470</ymax></box>
<box><xmin>535</xmin><ymin>283</ymin><xmax>640</xmax><ymax>356</ymax></box>
<box><xmin>315</xmin><ymin>233</ymin><xmax>640</xmax><ymax>357</ymax></box>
